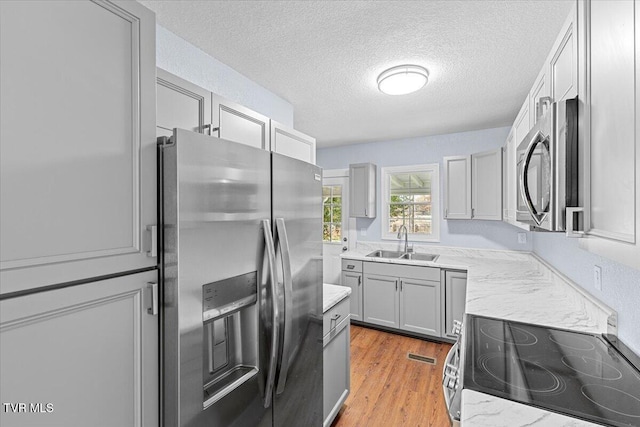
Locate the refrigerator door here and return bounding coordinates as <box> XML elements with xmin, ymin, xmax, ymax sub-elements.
<box><xmin>161</xmin><ymin>129</ymin><xmax>274</xmax><ymax>427</ymax></box>
<box><xmin>271</xmin><ymin>153</ymin><xmax>323</xmax><ymax>426</ymax></box>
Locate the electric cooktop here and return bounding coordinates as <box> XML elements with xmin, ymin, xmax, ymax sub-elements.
<box><xmin>463</xmin><ymin>315</ymin><xmax>640</xmax><ymax>427</ymax></box>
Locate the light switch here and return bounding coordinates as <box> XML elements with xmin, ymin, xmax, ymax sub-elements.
<box><xmin>517</xmin><ymin>233</ymin><xmax>527</xmax><ymax>244</ymax></box>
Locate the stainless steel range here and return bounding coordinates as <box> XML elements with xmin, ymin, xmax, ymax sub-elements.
<box><xmin>462</xmin><ymin>315</ymin><xmax>640</xmax><ymax>427</ymax></box>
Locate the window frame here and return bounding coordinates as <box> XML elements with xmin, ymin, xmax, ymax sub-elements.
<box><xmin>380</xmin><ymin>163</ymin><xmax>440</xmax><ymax>242</ymax></box>
<box><xmin>322</xmin><ymin>184</ymin><xmax>343</xmax><ymax>244</ymax></box>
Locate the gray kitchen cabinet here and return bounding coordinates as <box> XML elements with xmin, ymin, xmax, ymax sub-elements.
<box><xmin>445</xmin><ymin>150</ymin><xmax>502</xmax><ymax>221</ymax></box>
<box><xmin>363</xmin><ymin>273</ymin><xmax>399</xmax><ymax>328</ymax></box>
<box><xmin>399</xmin><ymin>277</ymin><xmax>441</xmax><ymax>336</ymax></box>
<box><xmin>349</xmin><ymin>163</ymin><xmax>377</xmax><ymax>218</ymax></box>
<box><xmin>156</xmin><ymin>67</ymin><xmax>212</xmax><ymax>137</ymax></box>
<box><xmin>271</xmin><ymin>120</ymin><xmax>317</xmax><ymax>164</ymax></box>
<box><xmin>471</xmin><ymin>148</ymin><xmax>503</xmax><ymax>220</ymax></box>
<box><xmin>341</xmin><ymin>259</ymin><xmax>363</xmax><ymax>321</ymax></box>
<box><xmin>0</xmin><ymin>0</ymin><xmax>157</xmax><ymax>295</ymax></box>
<box><xmin>362</xmin><ymin>262</ymin><xmax>442</xmax><ymax>337</ymax></box>
<box><xmin>443</xmin><ymin>156</ymin><xmax>472</xmax><ymax>219</ymax></box>
<box><xmin>443</xmin><ymin>270</ymin><xmax>467</xmax><ymax>339</ymax></box>
<box><xmin>0</xmin><ymin>270</ymin><xmax>159</xmax><ymax>427</ymax></box>
<box><xmin>550</xmin><ymin>7</ymin><xmax>578</xmax><ymax>103</ymax></box>
<box><xmin>212</xmin><ymin>94</ymin><xmax>270</xmax><ymax>150</ymax></box>
<box><xmin>529</xmin><ymin>67</ymin><xmax>549</xmax><ymax>127</ymax></box>
<box><xmin>514</xmin><ymin>95</ymin><xmax>531</xmax><ymax>146</ymax></box>
<box><xmin>576</xmin><ymin>0</ymin><xmax>640</xmax><ymax>270</ymax></box>
<box><xmin>323</xmin><ymin>297</ymin><xmax>351</xmax><ymax>427</ymax></box>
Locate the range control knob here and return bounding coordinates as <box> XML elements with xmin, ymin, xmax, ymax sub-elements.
<box><xmin>451</xmin><ymin>320</ymin><xmax>463</xmax><ymax>337</ymax></box>
<box><xmin>443</xmin><ymin>363</ymin><xmax>459</xmax><ymax>390</ymax></box>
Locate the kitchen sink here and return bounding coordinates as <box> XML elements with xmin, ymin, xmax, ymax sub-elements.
<box><xmin>400</xmin><ymin>253</ymin><xmax>439</xmax><ymax>262</ymax></box>
<box><xmin>366</xmin><ymin>250</ymin><xmax>439</xmax><ymax>262</ymax></box>
<box><xmin>366</xmin><ymin>250</ymin><xmax>405</xmax><ymax>258</ymax></box>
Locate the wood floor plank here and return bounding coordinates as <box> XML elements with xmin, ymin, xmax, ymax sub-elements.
<box><xmin>332</xmin><ymin>325</ymin><xmax>453</xmax><ymax>427</ymax></box>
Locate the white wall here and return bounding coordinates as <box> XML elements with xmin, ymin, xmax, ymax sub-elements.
<box><xmin>533</xmin><ymin>233</ymin><xmax>640</xmax><ymax>354</ymax></box>
<box><xmin>156</xmin><ymin>25</ymin><xmax>294</xmax><ymax>127</ymax></box>
<box><xmin>317</xmin><ymin>127</ymin><xmax>533</xmax><ymax>251</ymax></box>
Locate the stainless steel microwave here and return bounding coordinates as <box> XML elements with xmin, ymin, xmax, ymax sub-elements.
<box><xmin>516</xmin><ymin>97</ymin><xmax>580</xmax><ymax>233</ymax></box>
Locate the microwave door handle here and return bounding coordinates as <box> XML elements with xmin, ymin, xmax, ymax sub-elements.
<box><xmin>261</xmin><ymin>219</ymin><xmax>280</xmax><ymax>408</ymax></box>
<box><xmin>274</xmin><ymin>218</ymin><xmax>293</xmax><ymax>395</ymax></box>
<box><xmin>520</xmin><ymin>133</ymin><xmax>544</xmax><ymax>226</ymax></box>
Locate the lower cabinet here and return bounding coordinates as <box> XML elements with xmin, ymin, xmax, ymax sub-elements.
<box><xmin>0</xmin><ymin>270</ymin><xmax>158</xmax><ymax>427</ymax></box>
<box><xmin>443</xmin><ymin>270</ymin><xmax>468</xmax><ymax>339</ymax></box>
<box><xmin>341</xmin><ymin>259</ymin><xmax>363</xmax><ymax>321</ymax></box>
<box><xmin>323</xmin><ymin>297</ymin><xmax>351</xmax><ymax>427</ymax></box>
<box><xmin>362</xmin><ymin>263</ymin><xmax>442</xmax><ymax>337</ymax></box>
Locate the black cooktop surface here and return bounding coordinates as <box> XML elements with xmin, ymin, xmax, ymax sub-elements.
<box><xmin>463</xmin><ymin>315</ymin><xmax>640</xmax><ymax>427</ymax></box>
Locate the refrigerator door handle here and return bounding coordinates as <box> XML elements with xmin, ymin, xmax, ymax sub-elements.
<box><xmin>262</xmin><ymin>219</ymin><xmax>280</xmax><ymax>408</ymax></box>
<box><xmin>274</xmin><ymin>217</ymin><xmax>293</xmax><ymax>395</ymax></box>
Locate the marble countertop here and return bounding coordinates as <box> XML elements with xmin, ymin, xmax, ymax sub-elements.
<box><xmin>323</xmin><ymin>283</ymin><xmax>351</xmax><ymax>313</ymax></box>
<box><xmin>341</xmin><ymin>242</ymin><xmax>616</xmax><ymax>427</ymax></box>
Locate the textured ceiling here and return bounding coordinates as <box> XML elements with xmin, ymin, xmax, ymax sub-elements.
<box><xmin>140</xmin><ymin>0</ymin><xmax>574</xmax><ymax>148</ymax></box>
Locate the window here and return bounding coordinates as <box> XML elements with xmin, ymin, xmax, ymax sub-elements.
<box><xmin>322</xmin><ymin>185</ymin><xmax>342</xmax><ymax>242</ymax></box>
<box><xmin>381</xmin><ymin>164</ymin><xmax>440</xmax><ymax>242</ymax></box>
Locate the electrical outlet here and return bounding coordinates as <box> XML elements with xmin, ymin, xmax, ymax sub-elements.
<box><xmin>594</xmin><ymin>266</ymin><xmax>602</xmax><ymax>291</ymax></box>
<box><xmin>517</xmin><ymin>233</ymin><xmax>527</xmax><ymax>244</ymax></box>
<box><xmin>360</xmin><ymin>228</ymin><xmax>367</xmax><ymax>237</ymax></box>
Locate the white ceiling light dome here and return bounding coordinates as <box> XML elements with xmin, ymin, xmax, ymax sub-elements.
<box><xmin>377</xmin><ymin>65</ymin><xmax>429</xmax><ymax>95</ymax></box>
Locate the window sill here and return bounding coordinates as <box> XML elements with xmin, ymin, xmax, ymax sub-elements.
<box><xmin>381</xmin><ymin>234</ymin><xmax>440</xmax><ymax>243</ymax></box>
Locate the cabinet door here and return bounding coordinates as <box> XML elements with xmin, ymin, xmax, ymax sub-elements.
<box><xmin>0</xmin><ymin>270</ymin><xmax>159</xmax><ymax>427</ymax></box>
<box><xmin>212</xmin><ymin>94</ymin><xmax>270</xmax><ymax>150</ymax></box>
<box><xmin>443</xmin><ymin>156</ymin><xmax>472</xmax><ymax>219</ymax></box>
<box><xmin>363</xmin><ymin>274</ymin><xmax>398</xmax><ymax>328</ymax></box>
<box><xmin>349</xmin><ymin>163</ymin><xmax>376</xmax><ymax>218</ymax></box>
<box><xmin>550</xmin><ymin>8</ymin><xmax>578</xmax><ymax>103</ymax></box>
<box><xmin>323</xmin><ymin>319</ymin><xmax>350</xmax><ymax>427</ymax></box>
<box><xmin>514</xmin><ymin>96</ymin><xmax>531</xmax><ymax>146</ymax></box>
<box><xmin>157</xmin><ymin>68</ymin><xmax>212</xmax><ymax>137</ymax></box>
<box><xmin>399</xmin><ymin>278</ymin><xmax>441</xmax><ymax>337</ymax></box>
<box><xmin>271</xmin><ymin>120</ymin><xmax>316</xmax><ymax>164</ymax></box>
<box><xmin>471</xmin><ymin>148</ymin><xmax>502</xmax><ymax>220</ymax></box>
<box><xmin>341</xmin><ymin>271</ymin><xmax>363</xmax><ymax>321</ymax></box>
<box><xmin>0</xmin><ymin>0</ymin><xmax>157</xmax><ymax>294</ymax></box>
<box><xmin>444</xmin><ymin>271</ymin><xmax>467</xmax><ymax>339</ymax></box>
<box><xmin>529</xmin><ymin>68</ymin><xmax>549</xmax><ymax>126</ymax></box>
<box><xmin>577</xmin><ymin>0</ymin><xmax>640</xmax><ymax>269</ymax></box>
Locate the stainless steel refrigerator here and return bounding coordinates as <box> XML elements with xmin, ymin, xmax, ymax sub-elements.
<box><xmin>159</xmin><ymin>129</ymin><xmax>323</xmax><ymax>427</ymax></box>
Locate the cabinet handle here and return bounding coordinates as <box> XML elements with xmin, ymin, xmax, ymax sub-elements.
<box><xmin>357</xmin><ymin>276</ymin><xmax>361</xmax><ymax>286</ymax></box>
<box><xmin>147</xmin><ymin>282</ymin><xmax>158</xmax><ymax>316</ymax></box>
<box><xmin>146</xmin><ymin>225</ymin><xmax>157</xmax><ymax>258</ymax></box>
<box><xmin>445</xmin><ymin>208</ymin><xmax>448</xmax><ymax>218</ymax></box>
<box><xmin>202</xmin><ymin>124</ymin><xmax>220</xmax><ymax>136</ymax></box>
<box><xmin>400</xmin><ymin>280</ymin><xmax>403</xmax><ymax>291</ymax></box>
<box><xmin>395</xmin><ymin>280</ymin><xmax>398</xmax><ymax>291</ymax></box>
<box><xmin>471</xmin><ymin>208</ymin><xmax>475</xmax><ymax>218</ymax></box>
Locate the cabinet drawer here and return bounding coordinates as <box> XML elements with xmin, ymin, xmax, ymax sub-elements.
<box><xmin>364</xmin><ymin>262</ymin><xmax>439</xmax><ymax>281</ymax></box>
<box><xmin>323</xmin><ymin>297</ymin><xmax>350</xmax><ymax>337</ymax></box>
<box><xmin>341</xmin><ymin>259</ymin><xmax>362</xmax><ymax>273</ymax></box>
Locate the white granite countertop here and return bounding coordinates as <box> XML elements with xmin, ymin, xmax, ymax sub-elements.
<box><xmin>323</xmin><ymin>283</ymin><xmax>351</xmax><ymax>313</ymax></box>
<box><xmin>341</xmin><ymin>242</ymin><xmax>616</xmax><ymax>427</ymax></box>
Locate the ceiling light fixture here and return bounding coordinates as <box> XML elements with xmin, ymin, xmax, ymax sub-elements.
<box><xmin>377</xmin><ymin>65</ymin><xmax>429</xmax><ymax>95</ymax></box>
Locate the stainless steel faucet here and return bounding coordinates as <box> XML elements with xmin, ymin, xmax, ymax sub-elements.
<box><xmin>397</xmin><ymin>224</ymin><xmax>409</xmax><ymax>254</ymax></box>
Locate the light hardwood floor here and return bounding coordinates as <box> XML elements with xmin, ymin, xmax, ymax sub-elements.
<box><xmin>332</xmin><ymin>325</ymin><xmax>453</xmax><ymax>427</ymax></box>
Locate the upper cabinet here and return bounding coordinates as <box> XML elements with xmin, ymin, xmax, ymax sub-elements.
<box><xmin>443</xmin><ymin>156</ymin><xmax>472</xmax><ymax>219</ymax></box>
<box><xmin>0</xmin><ymin>0</ymin><xmax>157</xmax><ymax>294</ymax></box>
<box><xmin>156</xmin><ymin>69</ymin><xmax>316</xmax><ymax>163</ymax></box>
<box><xmin>349</xmin><ymin>163</ymin><xmax>377</xmax><ymax>218</ymax></box>
<box><xmin>212</xmin><ymin>94</ymin><xmax>270</xmax><ymax>150</ymax></box>
<box><xmin>471</xmin><ymin>149</ymin><xmax>503</xmax><ymax>220</ymax></box>
<box><xmin>577</xmin><ymin>0</ymin><xmax>640</xmax><ymax>270</ymax></box>
<box><xmin>271</xmin><ymin>120</ymin><xmax>316</xmax><ymax>164</ymax></box>
<box><xmin>444</xmin><ymin>149</ymin><xmax>502</xmax><ymax>221</ymax></box>
<box><xmin>157</xmin><ymin>68</ymin><xmax>212</xmax><ymax>137</ymax></box>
